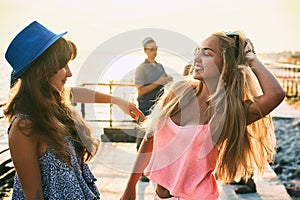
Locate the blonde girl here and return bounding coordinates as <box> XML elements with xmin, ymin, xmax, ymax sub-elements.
<box><xmin>121</xmin><ymin>31</ymin><xmax>285</xmax><ymax>200</ymax></box>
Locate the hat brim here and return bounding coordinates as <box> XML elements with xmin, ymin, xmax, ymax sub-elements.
<box><xmin>14</xmin><ymin>31</ymin><xmax>67</xmax><ymax>78</ymax></box>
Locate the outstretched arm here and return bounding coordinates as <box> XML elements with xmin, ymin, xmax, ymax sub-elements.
<box><xmin>71</xmin><ymin>87</ymin><xmax>145</xmax><ymax>121</ymax></box>
<box><xmin>245</xmin><ymin>40</ymin><xmax>285</xmax><ymax>124</ymax></box>
<box><xmin>120</xmin><ymin>136</ymin><xmax>153</xmax><ymax>200</ymax></box>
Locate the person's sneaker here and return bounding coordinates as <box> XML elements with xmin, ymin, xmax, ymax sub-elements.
<box><xmin>140</xmin><ymin>174</ymin><xmax>149</xmax><ymax>182</ymax></box>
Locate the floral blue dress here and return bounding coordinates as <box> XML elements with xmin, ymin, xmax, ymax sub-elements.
<box><xmin>8</xmin><ymin>114</ymin><xmax>100</xmax><ymax>200</ymax></box>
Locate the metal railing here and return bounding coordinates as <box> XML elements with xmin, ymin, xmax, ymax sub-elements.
<box><xmin>78</xmin><ymin>63</ymin><xmax>300</xmax><ymax>127</ymax></box>
<box><xmin>79</xmin><ymin>81</ymin><xmax>137</xmax><ymax>127</ymax></box>
<box><xmin>267</xmin><ymin>63</ymin><xmax>300</xmax><ymax>98</ymax></box>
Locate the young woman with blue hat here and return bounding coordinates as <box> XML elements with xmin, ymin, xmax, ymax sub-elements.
<box><xmin>3</xmin><ymin>21</ymin><xmax>144</xmax><ymax>199</ymax></box>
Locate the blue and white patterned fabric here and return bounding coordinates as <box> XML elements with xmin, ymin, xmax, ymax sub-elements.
<box><xmin>8</xmin><ymin>115</ymin><xmax>100</xmax><ymax>199</ymax></box>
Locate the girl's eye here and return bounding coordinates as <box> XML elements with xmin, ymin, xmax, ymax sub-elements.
<box><xmin>202</xmin><ymin>50</ymin><xmax>210</xmax><ymax>56</ymax></box>
<box><xmin>194</xmin><ymin>47</ymin><xmax>212</xmax><ymax>57</ymax></box>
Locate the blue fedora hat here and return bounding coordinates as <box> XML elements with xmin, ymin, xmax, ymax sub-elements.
<box><xmin>5</xmin><ymin>21</ymin><xmax>67</xmax><ymax>78</ymax></box>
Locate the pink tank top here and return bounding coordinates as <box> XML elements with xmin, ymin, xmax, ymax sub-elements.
<box><xmin>144</xmin><ymin>117</ymin><xmax>219</xmax><ymax>200</ymax></box>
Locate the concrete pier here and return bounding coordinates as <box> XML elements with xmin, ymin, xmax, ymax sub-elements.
<box><xmin>89</xmin><ymin>142</ymin><xmax>292</xmax><ymax>200</ymax></box>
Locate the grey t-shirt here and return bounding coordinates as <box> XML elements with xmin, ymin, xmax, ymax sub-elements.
<box><xmin>135</xmin><ymin>59</ymin><xmax>167</xmax><ymax>114</ymax></box>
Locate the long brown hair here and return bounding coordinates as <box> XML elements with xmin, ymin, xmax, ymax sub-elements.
<box><xmin>210</xmin><ymin>31</ymin><xmax>276</xmax><ymax>183</ymax></box>
<box><xmin>4</xmin><ymin>37</ymin><xmax>99</xmax><ymax>166</ymax></box>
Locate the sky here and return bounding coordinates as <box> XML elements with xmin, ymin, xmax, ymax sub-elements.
<box><xmin>1</xmin><ymin>0</ymin><xmax>299</xmax><ymax>52</ymax></box>
<box><xmin>0</xmin><ymin>0</ymin><xmax>299</xmax><ymax>86</ymax></box>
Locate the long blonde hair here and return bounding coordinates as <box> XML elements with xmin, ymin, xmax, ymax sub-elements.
<box><xmin>4</xmin><ymin>38</ymin><xmax>99</xmax><ymax>166</ymax></box>
<box><xmin>143</xmin><ymin>31</ymin><xmax>276</xmax><ymax>183</ymax></box>
<box><xmin>210</xmin><ymin>31</ymin><xmax>276</xmax><ymax>183</ymax></box>
<box><xmin>143</xmin><ymin>78</ymin><xmax>202</xmax><ymax>139</ymax></box>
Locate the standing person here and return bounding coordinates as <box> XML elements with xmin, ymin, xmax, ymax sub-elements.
<box><xmin>3</xmin><ymin>21</ymin><xmax>143</xmax><ymax>200</ymax></box>
<box><xmin>135</xmin><ymin>37</ymin><xmax>173</xmax><ymax>117</ymax></box>
<box><xmin>120</xmin><ymin>31</ymin><xmax>285</xmax><ymax>200</ymax></box>
<box><xmin>135</xmin><ymin>37</ymin><xmax>173</xmax><ymax>181</ymax></box>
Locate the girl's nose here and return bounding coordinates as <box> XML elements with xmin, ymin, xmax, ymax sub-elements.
<box><xmin>65</xmin><ymin>65</ymin><xmax>72</xmax><ymax>77</ymax></box>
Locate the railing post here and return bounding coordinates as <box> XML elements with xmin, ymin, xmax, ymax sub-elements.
<box><xmin>81</xmin><ymin>103</ymin><xmax>85</xmax><ymax>119</ymax></box>
<box><xmin>109</xmin><ymin>81</ymin><xmax>113</xmax><ymax>127</ymax></box>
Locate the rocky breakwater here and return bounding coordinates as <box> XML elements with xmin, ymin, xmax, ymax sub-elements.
<box><xmin>272</xmin><ymin>117</ymin><xmax>300</xmax><ymax>198</ymax></box>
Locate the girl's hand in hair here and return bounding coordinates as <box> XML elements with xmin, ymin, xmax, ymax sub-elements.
<box><xmin>244</xmin><ymin>38</ymin><xmax>256</xmax><ymax>65</ymax></box>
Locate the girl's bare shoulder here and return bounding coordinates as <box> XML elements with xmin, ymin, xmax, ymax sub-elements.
<box><xmin>9</xmin><ymin>115</ymin><xmax>33</xmax><ymax>136</ymax></box>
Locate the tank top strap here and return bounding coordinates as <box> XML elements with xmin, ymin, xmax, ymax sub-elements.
<box><xmin>7</xmin><ymin>113</ymin><xmax>31</xmax><ymax>134</ymax></box>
